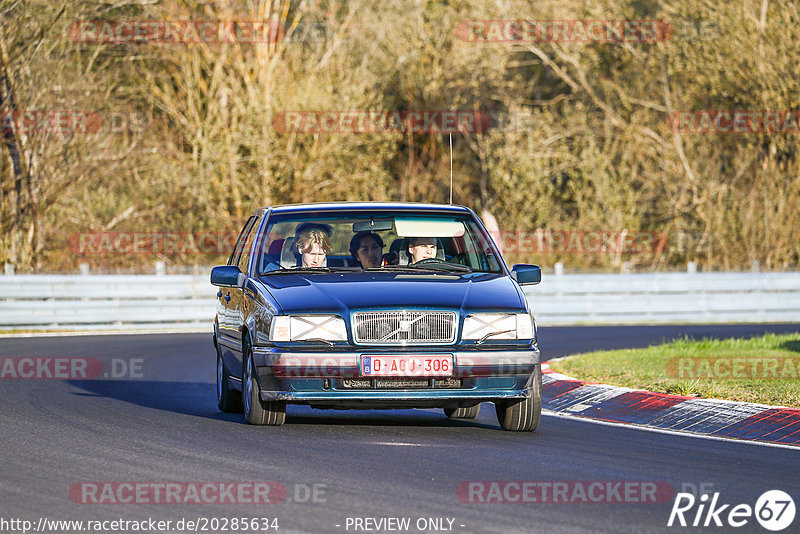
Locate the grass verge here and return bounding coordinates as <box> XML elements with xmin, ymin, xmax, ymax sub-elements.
<box><xmin>548</xmin><ymin>333</ymin><xmax>800</xmax><ymax>408</ymax></box>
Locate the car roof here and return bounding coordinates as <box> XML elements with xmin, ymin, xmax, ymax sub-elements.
<box><xmin>263</xmin><ymin>202</ymin><xmax>473</xmax><ymax>215</ymax></box>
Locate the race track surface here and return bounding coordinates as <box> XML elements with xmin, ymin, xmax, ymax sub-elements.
<box><xmin>1</xmin><ymin>325</ymin><xmax>799</xmax><ymax>534</ymax></box>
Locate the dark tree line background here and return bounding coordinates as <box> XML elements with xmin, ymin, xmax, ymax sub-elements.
<box><xmin>1</xmin><ymin>0</ymin><xmax>798</xmax><ymax>273</ymax></box>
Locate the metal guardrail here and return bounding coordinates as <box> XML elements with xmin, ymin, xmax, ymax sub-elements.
<box><xmin>0</xmin><ymin>272</ymin><xmax>799</xmax><ymax>330</ymax></box>
<box><xmin>522</xmin><ymin>272</ymin><xmax>800</xmax><ymax>325</ymax></box>
<box><xmin>0</xmin><ymin>275</ymin><xmax>216</xmax><ymax>330</ymax></box>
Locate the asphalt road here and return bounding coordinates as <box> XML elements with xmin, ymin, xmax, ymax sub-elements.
<box><xmin>1</xmin><ymin>325</ymin><xmax>799</xmax><ymax>534</ymax></box>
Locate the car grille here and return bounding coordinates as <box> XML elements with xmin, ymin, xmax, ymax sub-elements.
<box><xmin>352</xmin><ymin>311</ymin><xmax>457</xmax><ymax>345</ymax></box>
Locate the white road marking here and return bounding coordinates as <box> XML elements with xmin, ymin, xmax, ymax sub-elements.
<box><xmin>366</xmin><ymin>442</ymin><xmax>429</xmax><ymax>446</ymax></box>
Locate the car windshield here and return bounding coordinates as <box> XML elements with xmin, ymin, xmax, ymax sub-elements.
<box><xmin>256</xmin><ymin>211</ymin><xmax>504</xmax><ymax>275</ymax></box>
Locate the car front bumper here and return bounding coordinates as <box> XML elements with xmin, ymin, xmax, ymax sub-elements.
<box><xmin>251</xmin><ymin>346</ymin><xmax>539</xmax><ymax>406</ymax></box>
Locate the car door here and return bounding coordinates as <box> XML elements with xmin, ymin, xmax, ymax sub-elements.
<box><xmin>226</xmin><ymin>213</ymin><xmax>263</xmax><ymax>375</ymax></box>
<box><xmin>217</xmin><ymin>216</ymin><xmax>257</xmax><ymax>360</ymax></box>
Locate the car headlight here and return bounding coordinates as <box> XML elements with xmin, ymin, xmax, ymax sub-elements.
<box><xmin>462</xmin><ymin>313</ymin><xmax>534</xmax><ymax>342</ymax></box>
<box><xmin>269</xmin><ymin>315</ymin><xmax>347</xmax><ymax>342</ymax></box>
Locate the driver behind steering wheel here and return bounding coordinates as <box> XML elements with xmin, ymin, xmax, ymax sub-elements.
<box><xmin>408</xmin><ymin>237</ymin><xmax>438</xmax><ymax>264</ymax></box>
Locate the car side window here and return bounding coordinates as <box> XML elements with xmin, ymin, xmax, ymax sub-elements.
<box><xmin>229</xmin><ymin>216</ymin><xmax>257</xmax><ymax>267</ymax></box>
<box><xmin>237</xmin><ymin>216</ymin><xmax>262</xmax><ymax>275</ymax></box>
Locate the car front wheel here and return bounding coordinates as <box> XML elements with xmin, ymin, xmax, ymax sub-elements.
<box><xmin>495</xmin><ymin>366</ymin><xmax>542</xmax><ymax>431</ymax></box>
<box><xmin>243</xmin><ymin>346</ymin><xmax>286</xmax><ymax>426</ymax></box>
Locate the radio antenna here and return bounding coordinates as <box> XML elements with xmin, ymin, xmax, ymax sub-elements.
<box><xmin>449</xmin><ymin>133</ymin><xmax>453</xmax><ymax>204</ymax></box>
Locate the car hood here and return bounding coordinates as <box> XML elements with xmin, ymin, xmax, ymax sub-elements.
<box><xmin>257</xmin><ymin>272</ymin><xmax>525</xmax><ymax>315</ymax></box>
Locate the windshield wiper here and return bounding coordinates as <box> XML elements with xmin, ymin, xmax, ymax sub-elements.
<box><xmin>364</xmin><ymin>266</ymin><xmax>428</xmax><ymax>272</ymax></box>
<box><xmin>261</xmin><ymin>267</ymin><xmax>363</xmax><ymax>275</ymax></box>
<box><xmin>406</xmin><ymin>261</ymin><xmax>472</xmax><ymax>273</ymax></box>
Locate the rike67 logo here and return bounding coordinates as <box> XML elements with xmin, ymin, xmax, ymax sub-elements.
<box><xmin>668</xmin><ymin>490</ymin><xmax>795</xmax><ymax>531</ymax></box>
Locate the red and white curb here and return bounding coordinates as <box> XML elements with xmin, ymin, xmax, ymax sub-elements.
<box><xmin>541</xmin><ymin>363</ymin><xmax>800</xmax><ymax>447</ymax></box>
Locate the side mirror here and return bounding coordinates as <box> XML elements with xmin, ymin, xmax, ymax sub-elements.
<box><xmin>511</xmin><ymin>264</ymin><xmax>541</xmax><ymax>285</ymax></box>
<box><xmin>210</xmin><ymin>265</ymin><xmax>245</xmax><ymax>288</ymax></box>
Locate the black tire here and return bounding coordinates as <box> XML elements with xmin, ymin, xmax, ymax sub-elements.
<box><xmin>495</xmin><ymin>366</ymin><xmax>542</xmax><ymax>431</ymax></box>
<box><xmin>217</xmin><ymin>349</ymin><xmax>242</xmax><ymax>413</ymax></box>
<box><xmin>444</xmin><ymin>405</ymin><xmax>480</xmax><ymax>419</ymax></box>
<box><xmin>243</xmin><ymin>346</ymin><xmax>286</xmax><ymax>426</ymax></box>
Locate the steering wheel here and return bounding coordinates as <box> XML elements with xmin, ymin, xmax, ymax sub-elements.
<box><xmin>412</xmin><ymin>258</ymin><xmax>445</xmax><ymax>265</ymax></box>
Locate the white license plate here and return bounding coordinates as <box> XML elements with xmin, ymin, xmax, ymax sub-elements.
<box><xmin>361</xmin><ymin>355</ymin><xmax>452</xmax><ymax>377</ymax></box>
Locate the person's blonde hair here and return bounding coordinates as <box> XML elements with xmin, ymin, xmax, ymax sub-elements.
<box><xmin>296</xmin><ymin>229</ymin><xmax>331</xmax><ymax>253</ymax></box>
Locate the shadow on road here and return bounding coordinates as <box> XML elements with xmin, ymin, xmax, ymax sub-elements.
<box><xmin>66</xmin><ymin>378</ymin><xmax>498</xmax><ymax>430</ymax></box>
